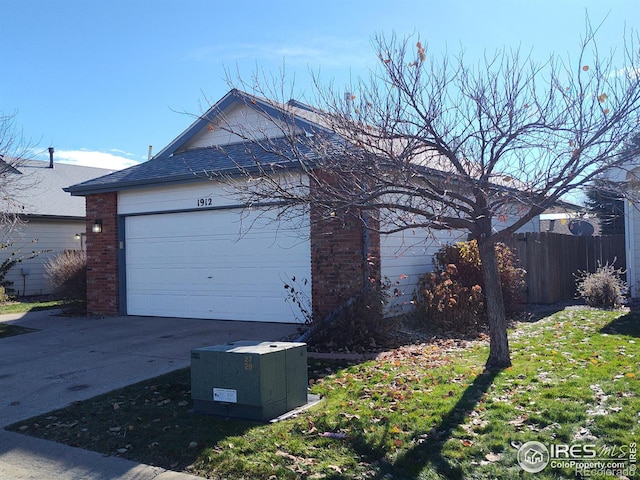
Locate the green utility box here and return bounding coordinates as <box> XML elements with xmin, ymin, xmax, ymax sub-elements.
<box><xmin>191</xmin><ymin>340</ymin><xmax>308</xmax><ymax>421</ymax></box>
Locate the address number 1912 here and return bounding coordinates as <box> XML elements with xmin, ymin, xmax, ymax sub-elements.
<box><xmin>197</xmin><ymin>198</ymin><xmax>213</xmax><ymax>207</ymax></box>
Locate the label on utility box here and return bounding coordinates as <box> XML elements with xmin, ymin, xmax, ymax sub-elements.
<box><xmin>213</xmin><ymin>388</ymin><xmax>237</xmax><ymax>403</ymax></box>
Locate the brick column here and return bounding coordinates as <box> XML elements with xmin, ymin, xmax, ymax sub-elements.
<box><xmin>310</xmin><ymin>205</ymin><xmax>381</xmax><ymax>321</ymax></box>
<box><xmin>85</xmin><ymin>192</ymin><xmax>119</xmax><ymax>315</ymax></box>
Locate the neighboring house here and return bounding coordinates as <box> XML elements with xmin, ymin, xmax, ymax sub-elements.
<box><xmin>65</xmin><ymin>89</ymin><xmax>538</xmax><ymax>323</ymax></box>
<box><xmin>539</xmin><ymin>213</ymin><xmax>599</xmax><ymax>236</ymax></box>
<box><xmin>0</xmin><ymin>156</ymin><xmax>113</xmax><ymax>296</ymax></box>
<box><xmin>597</xmin><ymin>157</ymin><xmax>638</xmax><ymax>297</ymax></box>
<box><xmin>539</xmin><ymin>203</ymin><xmax>601</xmax><ymax>236</ymax></box>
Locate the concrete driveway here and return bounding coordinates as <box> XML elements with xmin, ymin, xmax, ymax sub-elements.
<box><xmin>0</xmin><ymin>309</ymin><xmax>300</xmax><ymax>479</ymax></box>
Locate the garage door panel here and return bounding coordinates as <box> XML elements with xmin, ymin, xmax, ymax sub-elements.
<box><xmin>125</xmin><ymin>209</ymin><xmax>310</xmax><ymax>322</ymax></box>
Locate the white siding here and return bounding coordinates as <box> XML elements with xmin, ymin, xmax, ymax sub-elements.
<box><xmin>626</xmin><ymin>199</ymin><xmax>640</xmax><ymax>297</ymax></box>
<box><xmin>381</xmin><ymin>228</ymin><xmax>465</xmax><ymax>312</ymax></box>
<box><xmin>2</xmin><ymin>219</ymin><xmax>86</xmax><ymax>296</ymax></box>
<box><xmin>118</xmin><ymin>176</ymin><xmax>308</xmax><ymax>219</ymax></box>
<box><xmin>119</xmin><ymin>182</ymin><xmax>239</xmax><ymax>215</ymax></box>
<box><xmin>379</xmin><ymin>214</ymin><xmax>539</xmax><ymax>314</ymax></box>
<box><xmin>185</xmin><ymin>104</ymin><xmax>292</xmax><ymax>149</ymax></box>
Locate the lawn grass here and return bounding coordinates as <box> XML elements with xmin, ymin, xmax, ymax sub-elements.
<box><xmin>0</xmin><ymin>298</ymin><xmax>65</xmax><ymax>337</ymax></box>
<box><xmin>6</xmin><ymin>309</ymin><xmax>640</xmax><ymax>479</ymax></box>
<box><xmin>0</xmin><ymin>298</ymin><xmax>68</xmax><ymax>315</ymax></box>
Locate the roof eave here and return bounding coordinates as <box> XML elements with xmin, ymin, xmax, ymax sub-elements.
<box><xmin>64</xmin><ymin>163</ymin><xmax>304</xmax><ymax>196</ymax></box>
<box><xmin>19</xmin><ymin>214</ymin><xmax>88</xmax><ymax>221</ymax></box>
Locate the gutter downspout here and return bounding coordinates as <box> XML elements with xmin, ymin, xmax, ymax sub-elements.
<box><xmin>362</xmin><ymin>210</ymin><xmax>371</xmax><ymax>290</ymax></box>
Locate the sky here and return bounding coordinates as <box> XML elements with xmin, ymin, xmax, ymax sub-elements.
<box><xmin>1</xmin><ymin>0</ymin><xmax>637</xmax><ymax>171</ymax></box>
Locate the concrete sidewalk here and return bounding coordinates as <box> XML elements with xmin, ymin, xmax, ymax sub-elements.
<box><xmin>0</xmin><ymin>309</ymin><xmax>300</xmax><ymax>479</ymax></box>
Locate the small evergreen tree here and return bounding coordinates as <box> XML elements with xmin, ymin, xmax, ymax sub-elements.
<box><xmin>585</xmin><ymin>133</ymin><xmax>640</xmax><ymax>236</ymax></box>
<box><xmin>585</xmin><ymin>180</ymin><xmax>625</xmax><ymax>235</ymax></box>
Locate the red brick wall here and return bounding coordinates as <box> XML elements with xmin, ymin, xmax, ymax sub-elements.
<box><xmin>310</xmin><ymin>204</ymin><xmax>381</xmax><ymax>321</ymax></box>
<box><xmin>85</xmin><ymin>193</ymin><xmax>119</xmax><ymax>315</ymax></box>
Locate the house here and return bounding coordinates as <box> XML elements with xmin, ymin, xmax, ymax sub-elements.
<box><xmin>0</xmin><ymin>155</ymin><xmax>113</xmax><ymax>296</ymax></box>
<box><xmin>65</xmin><ymin>89</ymin><xmax>538</xmax><ymax>323</ymax></box>
<box><xmin>624</xmin><ymin>166</ymin><xmax>640</xmax><ymax>298</ymax></box>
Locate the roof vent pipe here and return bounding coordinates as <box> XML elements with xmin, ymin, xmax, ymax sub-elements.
<box><xmin>344</xmin><ymin>92</ymin><xmax>352</xmax><ymax>108</ymax></box>
<box><xmin>48</xmin><ymin>147</ymin><xmax>54</xmax><ymax>168</ymax></box>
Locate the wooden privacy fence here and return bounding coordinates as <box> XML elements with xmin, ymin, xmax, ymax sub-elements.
<box><xmin>506</xmin><ymin>232</ymin><xmax>626</xmax><ymax>304</ymax></box>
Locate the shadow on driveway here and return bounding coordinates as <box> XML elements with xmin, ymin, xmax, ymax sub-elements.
<box><xmin>0</xmin><ymin>310</ymin><xmax>299</xmax><ymax>427</ymax></box>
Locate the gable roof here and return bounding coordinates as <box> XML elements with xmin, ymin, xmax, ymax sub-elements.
<box><xmin>0</xmin><ymin>158</ymin><xmax>22</xmax><ymax>175</ymax></box>
<box><xmin>4</xmin><ymin>160</ymin><xmax>114</xmax><ymax>218</ymax></box>
<box><xmin>156</xmin><ymin>89</ymin><xmax>330</xmax><ymax>158</ymax></box>
<box><xmin>66</xmin><ymin>89</ymin><xmax>329</xmax><ymax>196</ymax></box>
<box><xmin>67</xmin><ymin>137</ymin><xmax>325</xmax><ymax>195</ymax></box>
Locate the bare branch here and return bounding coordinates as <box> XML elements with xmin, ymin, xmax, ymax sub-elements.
<box><xmin>0</xmin><ymin>111</ymin><xmax>38</xmax><ymax>240</ymax></box>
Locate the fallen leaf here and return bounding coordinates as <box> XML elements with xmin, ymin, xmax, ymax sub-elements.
<box><xmin>485</xmin><ymin>453</ymin><xmax>502</xmax><ymax>462</ymax></box>
<box><xmin>341</xmin><ymin>413</ymin><xmax>360</xmax><ymax>420</ymax></box>
<box><xmin>461</xmin><ymin>439</ymin><xmax>474</xmax><ymax>447</ymax></box>
<box><xmin>320</xmin><ymin>432</ymin><xmax>346</xmax><ymax>439</ymax></box>
<box><xmin>276</xmin><ymin>450</ymin><xmax>299</xmax><ymax>461</ymax></box>
<box><xmin>508</xmin><ymin>416</ymin><xmax>527</xmax><ymax>427</ymax></box>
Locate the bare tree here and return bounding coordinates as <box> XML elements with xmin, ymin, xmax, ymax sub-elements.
<box><xmin>0</xmin><ymin>110</ymin><xmax>36</xmax><ymax>240</ymax></box>
<box><xmin>206</xmin><ymin>23</ymin><xmax>640</xmax><ymax>369</ymax></box>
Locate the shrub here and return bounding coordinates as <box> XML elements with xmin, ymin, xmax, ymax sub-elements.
<box><xmin>44</xmin><ymin>250</ymin><xmax>86</xmax><ymax>303</ymax></box>
<box><xmin>414</xmin><ymin>264</ymin><xmax>485</xmax><ymax>332</ymax></box>
<box><xmin>306</xmin><ymin>288</ymin><xmax>397</xmax><ymax>353</ymax></box>
<box><xmin>414</xmin><ymin>240</ymin><xmax>525</xmax><ymax>332</ymax></box>
<box><xmin>575</xmin><ymin>262</ymin><xmax>627</xmax><ymax>308</ymax></box>
<box><xmin>284</xmin><ymin>277</ymin><xmax>312</xmax><ymax>324</ymax></box>
<box><xmin>434</xmin><ymin>240</ymin><xmax>525</xmax><ymax>317</ymax></box>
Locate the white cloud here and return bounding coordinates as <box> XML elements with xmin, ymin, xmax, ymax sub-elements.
<box><xmin>610</xmin><ymin>66</ymin><xmax>640</xmax><ymax>79</ymax></box>
<box><xmin>45</xmin><ymin>148</ymin><xmax>142</xmax><ymax>170</ymax></box>
<box><xmin>188</xmin><ymin>37</ymin><xmax>370</xmax><ymax>69</ymax></box>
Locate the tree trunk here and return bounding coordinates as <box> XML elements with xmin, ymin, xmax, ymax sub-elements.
<box><xmin>478</xmin><ymin>238</ymin><xmax>512</xmax><ymax>370</ymax></box>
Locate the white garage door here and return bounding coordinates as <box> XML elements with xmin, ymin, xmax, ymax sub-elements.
<box><xmin>125</xmin><ymin>209</ymin><xmax>310</xmax><ymax>323</ymax></box>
